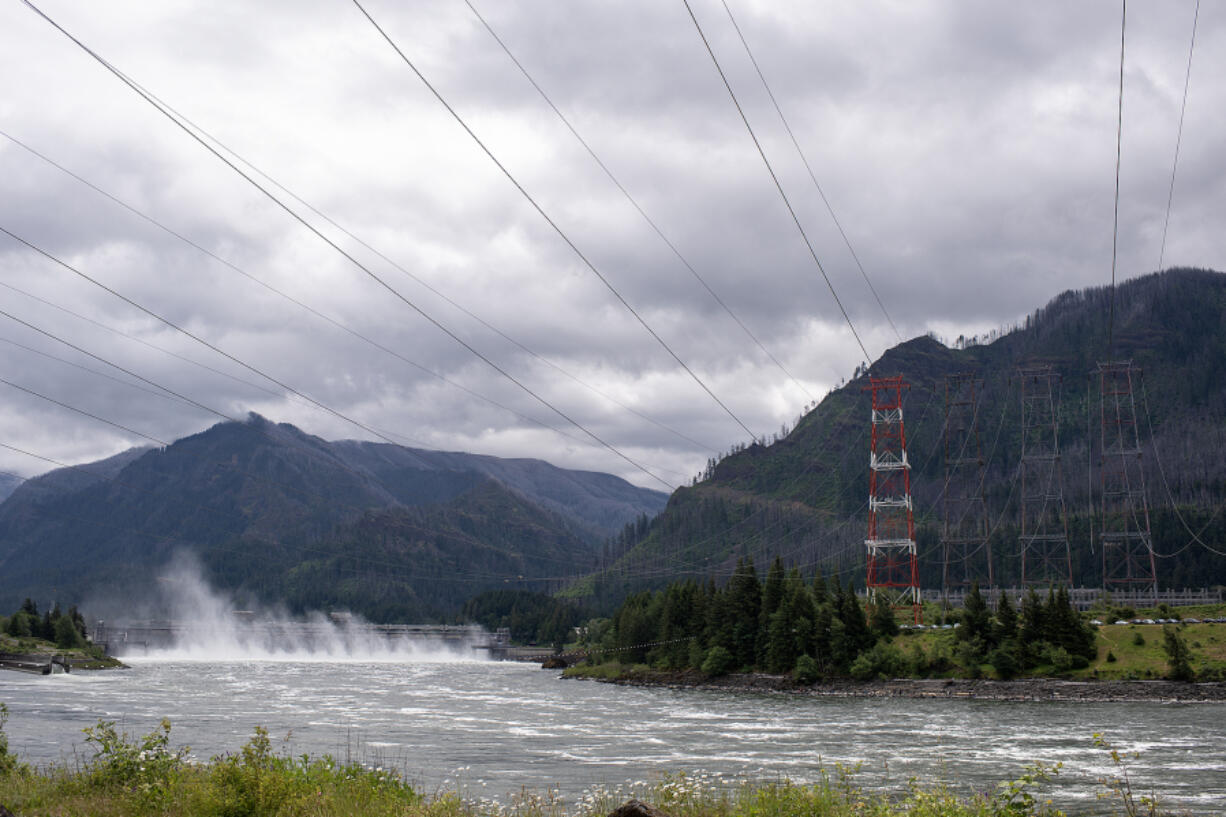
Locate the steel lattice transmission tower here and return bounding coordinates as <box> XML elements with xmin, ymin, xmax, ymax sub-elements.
<box><xmin>1097</xmin><ymin>361</ymin><xmax>1157</xmax><ymax>601</ymax></box>
<box><xmin>1017</xmin><ymin>365</ymin><xmax>1073</xmax><ymax>587</ymax></box>
<box><xmin>941</xmin><ymin>373</ymin><xmax>992</xmax><ymax>593</ymax></box>
<box><xmin>864</xmin><ymin>375</ymin><xmax>920</xmax><ymax>621</ymax></box>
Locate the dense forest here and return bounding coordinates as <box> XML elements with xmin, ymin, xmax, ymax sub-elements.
<box><xmin>572</xmin><ymin>269</ymin><xmax>1226</xmax><ymax>611</ymax></box>
<box><xmin>586</xmin><ymin>556</ymin><xmax>1101</xmax><ymax>681</ymax></box>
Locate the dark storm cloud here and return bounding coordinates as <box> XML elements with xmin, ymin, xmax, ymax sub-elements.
<box><xmin>1</xmin><ymin>0</ymin><xmax>1222</xmax><ymax>488</ymax></box>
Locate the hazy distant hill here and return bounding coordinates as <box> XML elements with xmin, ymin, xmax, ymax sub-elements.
<box><xmin>577</xmin><ymin>268</ymin><xmax>1226</xmax><ymax>608</ymax></box>
<box><xmin>0</xmin><ymin>415</ymin><xmax>666</xmax><ymax>617</ymax></box>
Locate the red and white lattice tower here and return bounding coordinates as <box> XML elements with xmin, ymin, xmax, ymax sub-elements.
<box><xmin>1097</xmin><ymin>361</ymin><xmax>1157</xmax><ymax>601</ymax></box>
<box><xmin>864</xmin><ymin>375</ymin><xmax>920</xmax><ymax>622</ymax></box>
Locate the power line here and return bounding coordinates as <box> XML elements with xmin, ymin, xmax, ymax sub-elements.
<box><xmin>0</xmin><ymin>303</ymin><xmax>240</xmax><ymax>423</ymax></box>
<box><xmin>346</xmin><ymin>0</ymin><xmax>759</xmax><ymax>445</ymax></box>
<box><xmin>0</xmin><ymin>130</ymin><xmax>628</xmax><ymax>460</ymax></box>
<box><xmin>0</xmin><ymin>377</ymin><xmax>170</xmax><ymax>446</ymax></box>
<box><xmin>717</xmin><ymin>0</ymin><xmax>901</xmax><ymax>344</ymax></box>
<box><xmin>1107</xmin><ymin>0</ymin><xmax>1126</xmax><ymax>355</ymax></box>
<box><xmin>463</xmin><ymin>0</ymin><xmax>816</xmax><ymax>403</ymax></box>
<box><xmin>18</xmin><ymin>0</ymin><xmax>675</xmax><ymax>491</ymax></box>
<box><xmin>0</xmin><ymin>126</ymin><xmax>721</xmax><ymax>457</ymax></box>
<box><xmin>679</xmin><ymin>0</ymin><xmax>872</xmax><ymax>365</ymax></box>
<box><xmin>1157</xmin><ymin>0</ymin><xmax>1200</xmax><ymax>273</ymax></box>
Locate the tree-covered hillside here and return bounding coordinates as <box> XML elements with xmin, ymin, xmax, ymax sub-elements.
<box><xmin>0</xmin><ymin>415</ymin><xmax>666</xmax><ymax>617</ymax></box>
<box><xmin>573</xmin><ymin>269</ymin><xmax>1226</xmax><ymax>610</ymax></box>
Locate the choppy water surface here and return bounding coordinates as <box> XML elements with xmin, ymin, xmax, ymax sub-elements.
<box><xmin>3</xmin><ymin>659</ymin><xmax>1224</xmax><ymax>815</ymax></box>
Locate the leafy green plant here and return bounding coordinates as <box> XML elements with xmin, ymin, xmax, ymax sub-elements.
<box><xmin>83</xmin><ymin>717</ymin><xmax>187</xmax><ymax>804</ymax></box>
<box><xmin>0</xmin><ymin>702</ymin><xmax>18</xmax><ymax>776</ymax></box>
<box><xmin>1093</xmin><ymin>733</ymin><xmax>1160</xmax><ymax>817</ymax></box>
<box><xmin>989</xmin><ymin>761</ymin><xmax>1062</xmax><ymax>816</ymax></box>
<box><xmin>700</xmin><ymin>645</ymin><xmax>734</xmax><ymax>677</ymax></box>
<box><xmin>1161</xmin><ymin>624</ymin><xmax>1195</xmax><ymax>681</ymax></box>
<box><xmin>793</xmin><ymin>654</ymin><xmax>821</xmax><ymax>684</ymax></box>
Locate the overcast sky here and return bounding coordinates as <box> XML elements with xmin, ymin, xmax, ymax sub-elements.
<box><xmin>0</xmin><ymin>0</ymin><xmax>1222</xmax><ymax>490</ymax></box>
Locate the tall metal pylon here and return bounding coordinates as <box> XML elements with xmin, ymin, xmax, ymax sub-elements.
<box><xmin>1017</xmin><ymin>365</ymin><xmax>1072</xmax><ymax>587</ymax></box>
<box><xmin>941</xmin><ymin>373</ymin><xmax>992</xmax><ymax>594</ymax></box>
<box><xmin>1097</xmin><ymin>361</ymin><xmax>1157</xmax><ymax>601</ymax></box>
<box><xmin>864</xmin><ymin>375</ymin><xmax>920</xmax><ymax>622</ymax></box>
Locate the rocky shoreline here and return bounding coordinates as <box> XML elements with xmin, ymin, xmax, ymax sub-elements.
<box><xmin>566</xmin><ymin>667</ymin><xmax>1226</xmax><ymax>702</ymax></box>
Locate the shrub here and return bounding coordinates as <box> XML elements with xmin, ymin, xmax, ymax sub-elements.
<box><xmin>700</xmin><ymin>645</ymin><xmax>735</xmax><ymax>677</ymax></box>
<box><xmin>988</xmin><ymin>646</ymin><xmax>1019</xmax><ymax>680</ymax></box>
<box><xmin>1162</xmin><ymin>624</ymin><xmax>1195</xmax><ymax>681</ymax></box>
<box><xmin>1048</xmin><ymin>647</ymin><xmax>1073</xmax><ymax>673</ymax></box>
<box><xmin>1106</xmin><ymin>650</ymin><xmax>1117</xmax><ymax>663</ymax></box>
<box><xmin>793</xmin><ymin>654</ymin><xmax>821</xmax><ymax>684</ymax></box>
<box><xmin>0</xmin><ymin>702</ymin><xmax>18</xmax><ymax>776</ymax></box>
<box><xmin>83</xmin><ymin>718</ymin><xmax>187</xmax><ymax>804</ymax></box>
<box><xmin>1132</xmin><ymin>631</ymin><xmax>1145</xmax><ymax>647</ymax></box>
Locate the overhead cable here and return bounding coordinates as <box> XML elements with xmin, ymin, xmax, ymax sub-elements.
<box><xmin>680</xmin><ymin>0</ymin><xmax>872</xmax><ymax>365</ymax></box>
<box><xmin>1157</xmin><ymin>0</ymin><xmax>1200</xmax><ymax>273</ymax></box>
<box><xmin>347</xmin><ymin>0</ymin><xmax>759</xmax><ymax>444</ymax></box>
<box><xmin>19</xmin><ymin>0</ymin><xmax>674</xmax><ymax>490</ymax></box>
<box><xmin>1107</xmin><ymin>0</ymin><xmax>1126</xmax><ymax>355</ymax></box>
<box><xmin>718</xmin><ymin>0</ymin><xmax>901</xmax><ymax>343</ymax></box>
<box><xmin>463</xmin><ymin>0</ymin><xmax>815</xmax><ymax>403</ymax></box>
<box><xmin>0</xmin><ymin>128</ymin><xmax>720</xmax><ymax>456</ymax></box>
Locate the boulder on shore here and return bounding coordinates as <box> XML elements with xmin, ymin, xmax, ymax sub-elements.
<box><xmin>608</xmin><ymin>800</ymin><xmax>670</xmax><ymax>817</ymax></box>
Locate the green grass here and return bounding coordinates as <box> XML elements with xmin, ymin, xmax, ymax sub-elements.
<box><xmin>1084</xmin><ymin>622</ymin><xmax>1226</xmax><ymax>680</ymax></box>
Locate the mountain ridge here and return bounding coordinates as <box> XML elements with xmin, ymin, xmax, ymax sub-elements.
<box><xmin>0</xmin><ymin>415</ymin><xmax>667</xmax><ymax>616</ymax></box>
<box><xmin>575</xmin><ymin>268</ymin><xmax>1226</xmax><ymax>609</ymax></box>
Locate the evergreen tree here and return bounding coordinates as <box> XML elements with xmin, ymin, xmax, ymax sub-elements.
<box><xmin>869</xmin><ymin>602</ymin><xmax>899</xmax><ymax>639</ymax></box>
<box><xmin>811</xmin><ymin>571</ymin><xmax>830</xmax><ymax>607</ymax></box>
<box><xmin>1019</xmin><ymin>587</ymin><xmax>1045</xmax><ymax>644</ymax></box>
<box><xmin>758</xmin><ymin>557</ymin><xmax>786</xmax><ymax>665</ymax></box>
<box><xmin>994</xmin><ymin>591</ymin><xmax>1018</xmax><ymax>643</ymax></box>
<box><xmin>837</xmin><ymin>581</ymin><xmax>874</xmax><ymax>657</ymax></box>
<box><xmin>53</xmin><ymin>613</ymin><xmax>86</xmax><ymax>649</ymax></box>
<box><xmin>728</xmin><ymin>557</ymin><xmax>761</xmax><ymax>669</ymax></box>
<box><xmin>958</xmin><ymin>583</ymin><xmax>993</xmax><ymax>647</ymax></box>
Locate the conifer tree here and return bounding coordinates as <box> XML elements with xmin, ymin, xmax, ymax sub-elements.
<box><xmin>728</xmin><ymin>557</ymin><xmax>761</xmax><ymax>668</ymax></box>
<box><xmin>958</xmin><ymin>583</ymin><xmax>993</xmax><ymax>647</ymax></box>
<box><xmin>994</xmin><ymin>591</ymin><xmax>1018</xmax><ymax>643</ymax></box>
<box><xmin>758</xmin><ymin>557</ymin><xmax>786</xmax><ymax>665</ymax></box>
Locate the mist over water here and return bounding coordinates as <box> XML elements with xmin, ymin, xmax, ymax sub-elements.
<box><xmin>100</xmin><ymin>556</ymin><xmax>488</xmax><ymax>663</ymax></box>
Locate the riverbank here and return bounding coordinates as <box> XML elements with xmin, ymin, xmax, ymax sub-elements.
<box><xmin>563</xmin><ymin>663</ymin><xmax>1226</xmax><ymax>702</ymax></box>
<box><xmin>0</xmin><ymin>718</ymin><xmax>1135</xmax><ymax>817</ymax></box>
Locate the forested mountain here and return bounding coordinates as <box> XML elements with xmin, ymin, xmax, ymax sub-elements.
<box><xmin>575</xmin><ymin>268</ymin><xmax>1226</xmax><ymax>610</ymax></box>
<box><xmin>0</xmin><ymin>415</ymin><xmax>666</xmax><ymax>618</ymax></box>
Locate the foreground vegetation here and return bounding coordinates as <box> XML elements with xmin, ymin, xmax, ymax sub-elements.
<box><xmin>0</xmin><ymin>709</ymin><xmax>1174</xmax><ymax>817</ymax></box>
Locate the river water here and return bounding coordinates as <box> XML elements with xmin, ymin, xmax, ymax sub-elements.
<box><xmin>3</xmin><ymin>655</ymin><xmax>1224</xmax><ymax>815</ymax></box>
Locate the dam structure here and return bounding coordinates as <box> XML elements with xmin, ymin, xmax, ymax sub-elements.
<box><xmin>91</xmin><ymin>616</ymin><xmax>510</xmax><ymax>659</ymax></box>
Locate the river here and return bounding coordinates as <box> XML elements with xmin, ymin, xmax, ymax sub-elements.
<box><xmin>2</xmin><ymin>655</ymin><xmax>1224</xmax><ymax>815</ymax></box>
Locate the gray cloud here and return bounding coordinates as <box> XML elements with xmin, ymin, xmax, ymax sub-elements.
<box><xmin>1</xmin><ymin>0</ymin><xmax>1222</xmax><ymax>488</ymax></box>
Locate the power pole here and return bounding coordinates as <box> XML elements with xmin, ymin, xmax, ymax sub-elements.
<box><xmin>1097</xmin><ymin>361</ymin><xmax>1157</xmax><ymax>602</ymax></box>
<box><xmin>864</xmin><ymin>375</ymin><xmax>920</xmax><ymax>622</ymax></box>
<box><xmin>941</xmin><ymin>373</ymin><xmax>992</xmax><ymax>596</ymax></box>
<box><xmin>1017</xmin><ymin>365</ymin><xmax>1073</xmax><ymax>587</ymax></box>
